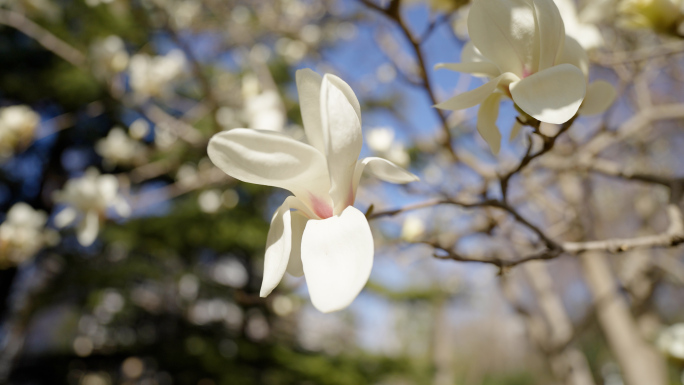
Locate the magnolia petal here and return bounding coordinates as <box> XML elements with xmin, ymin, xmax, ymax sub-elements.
<box><xmin>531</xmin><ymin>0</ymin><xmax>565</xmax><ymax>71</ymax></box>
<box><xmin>260</xmin><ymin>199</ymin><xmax>293</xmax><ymax>297</ymax></box>
<box><xmin>579</xmin><ymin>80</ymin><xmax>616</xmax><ymax>116</ymax></box>
<box><xmin>325</xmin><ymin>74</ymin><xmax>362</xmax><ymax>126</ymax></box>
<box><xmin>510</xmin><ymin>119</ymin><xmax>524</xmax><ymax>140</ymax></box>
<box><xmin>477</xmin><ymin>93</ymin><xmax>503</xmax><ymax>155</ymax></box>
<box><xmin>320</xmin><ymin>74</ymin><xmax>362</xmax><ymax>214</ymax></box>
<box><xmin>301</xmin><ymin>206</ymin><xmax>374</xmax><ymax>313</ymax></box>
<box><xmin>295</xmin><ymin>69</ymin><xmax>326</xmax><ymax>154</ymax></box>
<box><xmin>285</xmin><ymin>211</ymin><xmax>308</xmax><ymax>277</ymax></box>
<box><xmin>352</xmin><ymin>157</ymin><xmax>419</xmax><ymax>197</ymax></box>
<box><xmin>461</xmin><ymin>41</ymin><xmax>489</xmax><ymax>64</ymax></box>
<box><xmin>435</xmin><ymin>62</ymin><xmax>500</xmax><ymax>78</ymax></box>
<box><xmin>54</xmin><ymin>207</ymin><xmax>77</xmax><ymax>228</ymax></box>
<box><xmin>435</xmin><ymin>72</ymin><xmax>519</xmax><ymax>111</ymax></box>
<box><xmin>468</xmin><ymin>0</ymin><xmax>536</xmax><ymax>76</ymax></box>
<box><xmin>558</xmin><ymin>35</ymin><xmax>589</xmax><ymax>77</ymax></box>
<box><xmin>208</xmin><ymin>129</ymin><xmax>331</xmax><ymax>210</ymax></box>
<box><xmin>510</xmin><ymin>64</ymin><xmax>586</xmax><ymax>124</ymax></box>
<box><xmin>77</xmin><ymin>210</ymin><xmax>99</xmax><ymax>247</ymax></box>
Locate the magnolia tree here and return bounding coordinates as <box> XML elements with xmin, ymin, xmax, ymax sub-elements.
<box><xmin>0</xmin><ymin>0</ymin><xmax>683</xmax><ymax>384</ymax></box>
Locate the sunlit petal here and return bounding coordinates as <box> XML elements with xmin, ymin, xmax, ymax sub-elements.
<box><xmin>579</xmin><ymin>80</ymin><xmax>616</xmax><ymax>116</ymax></box>
<box><xmin>510</xmin><ymin>64</ymin><xmax>586</xmax><ymax>124</ymax></box>
<box><xmin>320</xmin><ymin>74</ymin><xmax>362</xmax><ymax>214</ymax></box>
<box><xmin>531</xmin><ymin>0</ymin><xmax>565</xmax><ymax>71</ymax></box>
<box><xmin>295</xmin><ymin>68</ymin><xmax>326</xmax><ymax>154</ymax></box>
<box><xmin>301</xmin><ymin>206</ymin><xmax>374</xmax><ymax>313</ymax></box>
<box><xmin>352</xmin><ymin>157</ymin><xmax>419</xmax><ymax>198</ymax></box>
<box><xmin>208</xmin><ymin>129</ymin><xmax>331</xmax><ymax>211</ymax></box>
<box><xmin>468</xmin><ymin>0</ymin><xmax>536</xmax><ymax>76</ymax></box>
<box><xmin>477</xmin><ymin>93</ymin><xmax>504</xmax><ymax>154</ymax></box>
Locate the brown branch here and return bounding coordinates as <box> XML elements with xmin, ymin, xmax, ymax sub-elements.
<box><xmin>0</xmin><ymin>9</ymin><xmax>86</xmax><ymax>68</ymax></box>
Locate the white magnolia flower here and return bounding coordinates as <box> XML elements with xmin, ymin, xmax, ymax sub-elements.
<box><xmin>90</xmin><ymin>35</ymin><xmax>129</xmax><ymax>80</ymax></box>
<box><xmin>554</xmin><ymin>0</ymin><xmax>604</xmax><ymax>50</ymax></box>
<box><xmin>129</xmin><ymin>50</ymin><xmax>186</xmax><ymax>100</ymax></box>
<box><xmin>53</xmin><ymin>168</ymin><xmax>130</xmax><ymax>246</ymax></box>
<box><xmin>208</xmin><ymin>69</ymin><xmax>418</xmax><ymax>313</ymax></box>
<box><xmin>435</xmin><ymin>0</ymin><xmax>615</xmax><ymax>154</ymax></box>
<box><xmin>0</xmin><ymin>203</ymin><xmax>56</xmax><ymax>268</ymax></box>
<box><xmin>657</xmin><ymin>323</ymin><xmax>684</xmax><ymax>360</ymax></box>
<box><xmin>0</xmin><ymin>105</ymin><xmax>39</xmax><ymax>158</ymax></box>
<box><xmin>95</xmin><ymin>127</ymin><xmax>145</xmax><ymax>167</ymax></box>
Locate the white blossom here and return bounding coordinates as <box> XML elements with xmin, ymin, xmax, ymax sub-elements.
<box><xmin>435</xmin><ymin>0</ymin><xmax>616</xmax><ymax>154</ymax></box>
<box><xmin>95</xmin><ymin>127</ymin><xmax>145</xmax><ymax>167</ymax></box>
<box><xmin>129</xmin><ymin>50</ymin><xmax>186</xmax><ymax>100</ymax></box>
<box><xmin>90</xmin><ymin>35</ymin><xmax>129</xmax><ymax>80</ymax></box>
<box><xmin>53</xmin><ymin>168</ymin><xmax>130</xmax><ymax>246</ymax></box>
<box><xmin>208</xmin><ymin>69</ymin><xmax>418</xmax><ymax>312</ymax></box>
<box><xmin>0</xmin><ymin>203</ymin><xmax>56</xmax><ymax>268</ymax></box>
<box><xmin>0</xmin><ymin>105</ymin><xmax>39</xmax><ymax>158</ymax></box>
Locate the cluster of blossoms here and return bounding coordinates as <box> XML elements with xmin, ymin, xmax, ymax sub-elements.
<box><xmin>129</xmin><ymin>49</ymin><xmax>186</xmax><ymax>100</ymax></box>
<box><xmin>618</xmin><ymin>0</ymin><xmax>684</xmax><ymax>35</ymax></box>
<box><xmin>0</xmin><ymin>105</ymin><xmax>40</xmax><ymax>158</ymax></box>
<box><xmin>435</xmin><ymin>0</ymin><xmax>615</xmax><ymax>154</ymax></box>
<box><xmin>96</xmin><ymin>126</ymin><xmax>147</xmax><ymax>168</ymax></box>
<box><xmin>0</xmin><ymin>203</ymin><xmax>57</xmax><ymax>268</ymax></box>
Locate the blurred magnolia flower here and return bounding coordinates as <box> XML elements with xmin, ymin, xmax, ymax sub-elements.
<box><xmin>0</xmin><ymin>203</ymin><xmax>57</xmax><ymax>268</ymax></box>
<box><xmin>618</xmin><ymin>0</ymin><xmax>684</xmax><ymax>34</ymax></box>
<box><xmin>242</xmin><ymin>74</ymin><xmax>286</xmax><ymax>132</ymax></box>
<box><xmin>129</xmin><ymin>50</ymin><xmax>186</xmax><ymax>100</ymax></box>
<box><xmin>554</xmin><ymin>0</ymin><xmax>604</xmax><ymax>50</ymax></box>
<box><xmin>401</xmin><ymin>216</ymin><xmax>426</xmax><ymax>242</ymax></box>
<box><xmin>208</xmin><ymin>69</ymin><xmax>418</xmax><ymax>313</ymax></box>
<box><xmin>95</xmin><ymin>127</ymin><xmax>145</xmax><ymax>168</ymax></box>
<box><xmin>657</xmin><ymin>323</ymin><xmax>684</xmax><ymax>360</ymax></box>
<box><xmin>435</xmin><ymin>0</ymin><xmax>615</xmax><ymax>154</ymax></box>
<box><xmin>90</xmin><ymin>35</ymin><xmax>129</xmax><ymax>80</ymax></box>
<box><xmin>53</xmin><ymin>168</ymin><xmax>130</xmax><ymax>246</ymax></box>
<box><xmin>0</xmin><ymin>105</ymin><xmax>39</xmax><ymax>158</ymax></box>
<box><xmin>366</xmin><ymin>127</ymin><xmax>410</xmax><ymax>167</ymax></box>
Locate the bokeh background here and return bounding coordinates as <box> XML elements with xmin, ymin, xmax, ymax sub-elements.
<box><xmin>1</xmin><ymin>0</ymin><xmax>684</xmax><ymax>384</ymax></box>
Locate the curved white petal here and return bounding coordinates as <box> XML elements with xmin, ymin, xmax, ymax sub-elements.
<box><xmin>352</xmin><ymin>157</ymin><xmax>419</xmax><ymax>197</ymax></box>
<box><xmin>54</xmin><ymin>207</ymin><xmax>78</xmax><ymax>228</ymax></box>
<box><xmin>435</xmin><ymin>62</ymin><xmax>500</xmax><ymax>79</ymax></box>
<box><xmin>295</xmin><ymin>69</ymin><xmax>326</xmax><ymax>154</ymax></box>
<box><xmin>468</xmin><ymin>0</ymin><xmax>536</xmax><ymax>76</ymax></box>
<box><xmin>320</xmin><ymin>75</ymin><xmax>362</xmax><ymax>214</ymax></box>
<box><xmin>77</xmin><ymin>210</ymin><xmax>99</xmax><ymax>247</ymax></box>
<box><xmin>531</xmin><ymin>0</ymin><xmax>565</xmax><ymax>71</ymax></box>
<box><xmin>113</xmin><ymin>197</ymin><xmax>131</xmax><ymax>218</ymax></box>
<box><xmin>461</xmin><ymin>41</ymin><xmax>489</xmax><ymax>64</ymax></box>
<box><xmin>286</xmin><ymin>211</ymin><xmax>308</xmax><ymax>277</ymax></box>
<box><xmin>435</xmin><ymin>72</ymin><xmax>519</xmax><ymax>111</ymax></box>
<box><xmin>301</xmin><ymin>206</ymin><xmax>374</xmax><ymax>313</ymax></box>
<box><xmin>558</xmin><ymin>35</ymin><xmax>589</xmax><ymax>77</ymax></box>
<box><xmin>579</xmin><ymin>80</ymin><xmax>616</xmax><ymax>116</ymax></box>
<box><xmin>208</xmin><ymin>129</ymin><xmax>332</xmax><ymax>212</ymax></box>
<box><xmin>477</xmin><ymin>93</ymin><xmax>504</xmax><ymax>155</ymax></box>
<box><xmin>510</xmin><ymin>64</ymin><xmax>586</xmax><ymax>124</ymax></box>
<box><xmin>260</xmin><ymin>199</ymin><xmax>293</xmax><ymax>297</ymax></box>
